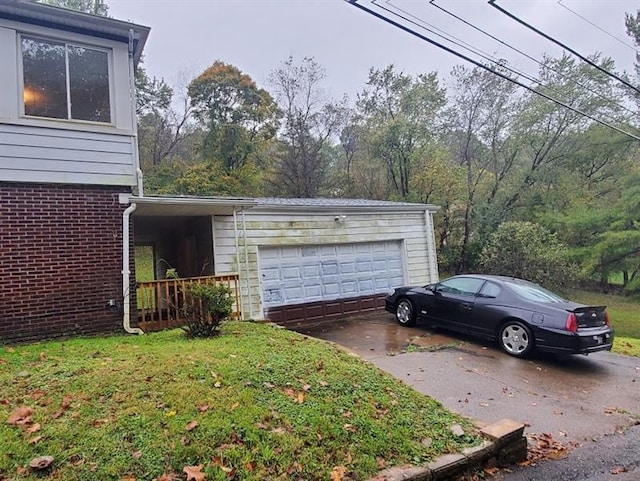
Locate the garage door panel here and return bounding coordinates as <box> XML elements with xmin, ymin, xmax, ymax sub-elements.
<box><xmin>260</xmin><ymin>241</ymin><xmax>405</xmax><ymax>308</ymax></box>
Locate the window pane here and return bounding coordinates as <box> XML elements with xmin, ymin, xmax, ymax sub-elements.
<box><xmin>22</xmin><ymin>37</ymin><xmax>68</xmax><ymax>119</ymax></box>
<box><xmin>68</xmin><ymin>46</ymin><xmax>111</xmax><ymax>122</ymax></box>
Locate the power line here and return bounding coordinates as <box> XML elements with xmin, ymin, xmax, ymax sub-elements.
<box><xmin>557</xmin><ymin>0</ymin><xmax>638</xmax><ymax>54</ymax></box>
<box><xmin>427</xmin><ymin>0</ymin><xmax>637</xmax><ymax>118</ymax></box>
<box><xmin>377</xmin><ymin>0</ymin><xmax>630</xmax><ymax>127</ymax></box>
<box><xmin>489</xmin><ymin>0</ymin><xmax>640</xmax><ymax>95</ymax></box>
<box><xmin>343</xmin><ymin>0</ymin><xmax>640</xmax><ymax>142</ymax></box>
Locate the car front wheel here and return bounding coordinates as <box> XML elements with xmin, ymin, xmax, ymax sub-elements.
<box><xmin>395</xmin><ymin>299</ymin><xmax>416</xmax><ymax>327</ymax></box>
<box><xmin>499</xmin><ymin>321</ymin><xmax>533</xmax><ymax>357</ymax></box>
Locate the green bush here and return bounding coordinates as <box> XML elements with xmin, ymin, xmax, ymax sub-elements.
<box><xmin>480</xmin><ymin>221</ymin><xmax>578</xmax><ymax>290</ymax></box>
<box><xmin>182</xmin><ymin>282</ymin><xmax>234</xmax><ymax>338</ymax></box>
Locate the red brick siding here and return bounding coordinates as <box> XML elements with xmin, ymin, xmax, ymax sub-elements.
<box><xmin>0</xmin><ymin>183</ymin><xmax>135</xmax><ymax>343</ymax></box>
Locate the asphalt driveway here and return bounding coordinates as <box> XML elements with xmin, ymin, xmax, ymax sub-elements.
<box><xmin>293</xmin><ymin>312</ymin><xmax>640</xmax><ymax>446</ymax></box>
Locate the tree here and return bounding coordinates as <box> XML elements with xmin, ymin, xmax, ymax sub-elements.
<box><xmin>356</xmin><ymin>65</ymin><xmax>446</xmax><ymax>199</ymax></box>
<box><xmin>480</xmin><ymin>221</ymin><xmax>577</xmax><ymax>290</ymax></box>
<box><xmin>267</xmin><ymin>57</ymin><xmax>346</xmax><ymax>197</ymax></box>
<box><xmin>38</xmin><ymin>0</ymin><xmax>109</xmax><ymax>16</ymax></box>
<box><xmin>188</xmin><ymin>61</ymin><xmax>280</xmax><ymax>171</ymax></box>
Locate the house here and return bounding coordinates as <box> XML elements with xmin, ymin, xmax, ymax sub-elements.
<box><xmin>0</xmin><ymin>1</ymin><xmax>440</xmax><ymax>344</ymax></box>
<box><xmin>0</xmin><ymin>0</ymin><xmax>149</xmax><ymax>343</ymax></box>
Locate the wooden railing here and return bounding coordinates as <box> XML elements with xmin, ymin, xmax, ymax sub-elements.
<box><xmin>136</xmin><ymin>274</ymin><xmax>241</xmax><ymax>331</ymax></box>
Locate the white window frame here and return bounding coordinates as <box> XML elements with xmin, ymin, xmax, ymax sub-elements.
<box><xmin>17</xmin><ymin>33</ymin><xmax>115</xmax><ymax>126</ymax></box>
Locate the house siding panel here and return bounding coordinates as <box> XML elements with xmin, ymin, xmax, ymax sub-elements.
<box><xmin>0</xmin><ymin>182</ymin><xmax>131</xmax><ymax>343</ymax></box>
<box><xmin>0</xmin><ymin>124</ymin><xmax>136</xmax><ymax>186</ymax></box>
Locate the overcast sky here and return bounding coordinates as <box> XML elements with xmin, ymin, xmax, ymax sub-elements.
<box><xmin>108</xmin><ymin>0</ymin><xmax>639</xmax><ymax>102</ymax></box>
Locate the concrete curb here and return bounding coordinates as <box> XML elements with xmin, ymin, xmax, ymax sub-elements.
<box><xmin>368</xmin><ymin>419</ymin><xmax>527</xmax><ymax>481</ymax></box>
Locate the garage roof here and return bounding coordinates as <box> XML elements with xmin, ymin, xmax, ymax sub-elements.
<box><xmin>255</xmin><ymin>197</ymin><xmax>439</xmax><ymax>213</ymax></box>
<box><xmin>123</xmin><ymin>195</ymin><xmax>439</xmax><ymax>216</ymax></box>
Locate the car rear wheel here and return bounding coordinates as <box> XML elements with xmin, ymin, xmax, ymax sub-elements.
<box><xmin>499</xmin><ymin>321</ymin><xmax>533</xmax><ymax>357</ymax></box>
<box><xmin>395</xmin><ymin>299</ymin><xmax>416</xmax><ymax>327</ymax></box>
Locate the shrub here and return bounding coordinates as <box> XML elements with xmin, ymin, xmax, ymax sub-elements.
<box><xmin>480</xmin><ymin>221</ymin><xmax>578</xmax><ymax>290</ymax></box>
<box><xmin>182</xmin><ymin>282</ymin><xmax>234</xmax><ymax>338</ymax></box>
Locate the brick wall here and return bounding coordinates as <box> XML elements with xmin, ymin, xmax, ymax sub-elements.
<box><xmin>0</xmin><ymin>182</ymin><xmax>135</xmax><ymax>343</ymax></box>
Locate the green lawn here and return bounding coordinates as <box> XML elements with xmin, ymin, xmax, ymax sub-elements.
<box><xmin>0</xmin><ymin>323</ymin><xmax>480</xmax><ymax>481</ymax></box>
<box><xmin>566</xmin><ymin>289</ymin><xmax>640</xmax><ymax>357</ymax></box>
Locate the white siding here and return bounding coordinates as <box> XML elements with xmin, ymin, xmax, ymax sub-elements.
<box><xmin>213</xmin><ymin>210</ymin><xmax>437</xmax><ymax>320</ymax></box>
<box><xmin>0</xmin><ymin>123</ymin><xmax>136</xmax><ymax>185</ymax></box>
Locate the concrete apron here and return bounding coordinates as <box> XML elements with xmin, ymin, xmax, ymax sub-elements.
<box><xmin>293</xmin><ymin>312</ymin><xmax>640</xmax><ymax>477</ymax></box>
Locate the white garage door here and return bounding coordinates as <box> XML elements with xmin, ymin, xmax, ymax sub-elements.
<box><xmin>259</xmin><ymin>241</ymin><xmax>405</xmax><ymax>307</ymax></box>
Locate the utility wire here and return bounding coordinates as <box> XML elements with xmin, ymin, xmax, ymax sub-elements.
<box><xmin>427</xmin><ymin>0</ymin><xmax>637</xmax><ymax>118</ymax></box>
<box><xmin>380</xmin><ymin>0</ymin><xmax>580</xmax><ymax>104</ymax></box>
<box><xmin>377</xmin><ymin>0</ymin><xmax>630</xmax><ymax>126</ymax></box>
<box><xmin>489</xmin><ymin>0</ymin><xmax>640</xmax><ymax>95</ymax></box>
<box><xmin>344</xmin><ymin>0</ymin><xmax>640</xmax><ymax>142</ymax></box>
<box><xmin>557</xmin><ymin>0</ymin><xmax>638</xmax><ymax>53</ymax></box>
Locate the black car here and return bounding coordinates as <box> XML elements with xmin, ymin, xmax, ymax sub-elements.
<box><xmin>385</xmin><ymin>275</ymin><xmax>614</xmax><ymax>357</ymax></box>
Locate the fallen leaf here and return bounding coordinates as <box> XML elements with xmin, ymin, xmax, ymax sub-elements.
<box><xmin>28</xmin><ymin>435</ymin><xmax>43</xmax><ymax>444</ymax></box>
<box><xmin>121</xmin><ymin>474</ymin><xmax>137</xmax><ymax>481</ymax></box>
<box><xmin>156</xmin><ymin>474</ymin><xmax>177</xmax><ymax>481</ymax></box>
<box><xmin>52</xmin><ymin>410</ymin><xmax>64</xmax><ymax>419</ymax></box>
<box><xmin>186</xmin><ymin>421</ymin><xmax>199</xmax><ymax>431</ymax></box>
<box><xmin>132</xmin><ymin>451</ymin><xmax>142</xmax><ymax>459</ymax></box>
<box><xmin>165</xmin><ymin>410</ymin><xmax>177</xmax><ymax>417</ymax></box>
<box><xmin>611</xmin><ymin>466</ymin><xmax>628</xmax><ymax>474</ymax></box>
<box><xmin>330</xmin><ymin>465</ymin><xmax>346</xmax><ymax>481</ymax></box>
<box><xmin>263</xmin><ymin>382</ymin><xmax>275</xmax><ymax>389</ymax></box>
<box><xmin>39</xmin><ymin>352</ymin><xmax>47</xmax><ymax>361</ymax></box>
<box><xmin>484</xmin><ymin>467</ymin><xmax>500</xmax><ymax>476</ymax></box>
<box><xmin>6</xmin><ymin>347</ymin><xmax>15</xmax><ymax>353</ymax></box>
<box><xmin>213</xmin><ymin>382</ymin><xmax>221</xmax><ymax>388</ymax></box>
<box><xmin>7</xmin><ymin>406</ymin><xmax>33</xmax><ymax>425</ymax></box>
<box><xmin>198</xmin><ymin>404</ymin><xmax>209</xmax><ymax>413</ymax></box>
<box><xmin>29</xmin><ymin>456</ymin><xmax>54</xmax><ymax>470</ymax></box>
<box><xmin>302</xmin><ymin>384</ymin><xmax>312</xmax><ymax>391</ymax></box>
<box><xmin>26</xmin><ymin>423</ymin><xmax>41</xmax><ymax>434</ymax></box>
<box><xmin>183</xmin><ymin>464</ymin><xmax>206</xmax><ymax>481</ymax></box>
<box><xmin>61</xmin><ymin>396</ymin><xmax>73</xmax><ymax>409</ymax></box>
<box><xmin>297</xmin><ymin>392</ymin><xmax>305</xmax><ymax>404</ymax></box>
<box><xmin>377</xmin><ymin>457</ymin><xmax>386</xmax><ymax>469</ymax></box>
<box><xmin>318</xmin><ymin>380</ymin><xmax>329</xmax><ymax>387</ymax></box>
<box><xmin>230</xmin><ymin>402</ymin><xmax>240</xmax><ymax>410</ymax></box>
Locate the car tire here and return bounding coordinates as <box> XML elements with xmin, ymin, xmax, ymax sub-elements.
<box><xmin>395</xmin><ymin>298</ymin><xmax>416</xmax><ymax>327</ymax></box>
<box><xmin>499</xmin><ymin>321</ymin><xmax>534</xmax><ymax>357</ymax></box>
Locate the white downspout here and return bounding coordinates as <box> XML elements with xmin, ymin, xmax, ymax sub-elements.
<box><xmin>232</xmin><ymin>208</ymin><xmax>244</xmax><ymax>318</ymax></box>
<box><xmin>123</xmin><ymin>202</ymin><xmax>144</xmax><ymax>335</ymax></box>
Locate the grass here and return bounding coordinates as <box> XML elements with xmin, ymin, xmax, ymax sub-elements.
<box><xmin>0</xmin><ymin>323</ymin><xmax>480</xmax><ymax>481</ymax></box>
<box><xmin>566</xmin><ymin>289</ymin><xmax>640</xmax><ymax>357</ymax></box>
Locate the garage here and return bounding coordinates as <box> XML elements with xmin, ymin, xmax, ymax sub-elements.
<box><xmin>210</xmin><ymin>197</ymin><xmax>439</xmax><ymax>324</ymax></box>
<box><xmin>259</xmin><ymin>240</ymin><xmax>406</xmax><ymax>322</ymax></box>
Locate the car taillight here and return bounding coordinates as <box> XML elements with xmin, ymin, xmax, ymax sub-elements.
<box><xmin>565</xmin><ymin>313</ymin><xmax>578</xmax><ymax>332</ymax></box>
<box><xmin>605</xmin><ymin>312</ymin><xmax>611</xmax><ymax>327</ymax></box>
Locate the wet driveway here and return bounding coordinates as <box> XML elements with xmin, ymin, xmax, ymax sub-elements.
<box><xmin>293</xmin><ymin>312</ymin><xmax>640</xmax><ymax>445</ymax></box>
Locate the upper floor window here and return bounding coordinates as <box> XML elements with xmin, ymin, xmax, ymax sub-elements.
<box><xmin>21</xmin><ymin>36</ymin><xmax>111</xmax><ymax>123</ymax></box>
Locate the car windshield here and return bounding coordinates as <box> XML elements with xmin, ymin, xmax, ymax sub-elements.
<box><xmin>507</xmin><ymin>282</ymin><xmax>566</xmax><ymax>303</ymax></box>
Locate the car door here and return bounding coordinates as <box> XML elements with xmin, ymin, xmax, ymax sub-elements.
<box><xmin>430</xmin><ymin>277</ymin><xmax>485</xmax><ymax>331</ymax></box>
<box><xmin>458</xmin><ymin>280</ymin><xmax>503</xmax><ymax>337</ymax></box>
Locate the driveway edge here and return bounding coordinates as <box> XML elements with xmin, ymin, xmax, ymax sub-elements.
<box><xmin>369</xmin><ymin>419</ymin><xmax>526</xmax><ymax>481</ymax></box>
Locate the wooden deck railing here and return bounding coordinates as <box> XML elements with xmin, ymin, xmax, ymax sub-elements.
<box><xmin>136</xmin><ymin>274</ymin><xmax>241</xmax><ymax>331</ymax></box>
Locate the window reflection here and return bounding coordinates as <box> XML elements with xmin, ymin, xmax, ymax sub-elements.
<box><xmin>21</xmin><ymin>36</ymin><xmax>111</xmax><ymax>123</ymax></box>
<box><xmin>22</xmin><ymin>37</ymin><xmax>67</xmax><ymax>119</ymax></box>
<box><xmin>69</xmin><ymin>46</ymin><xmax>110</xmax><ymax>122</ymax></box>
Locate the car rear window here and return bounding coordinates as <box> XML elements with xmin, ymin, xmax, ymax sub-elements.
<box><xmin>508</xmin><ymin>282</ymin><xmax>566</xmax><ymax>303</ymax></box>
